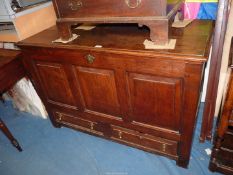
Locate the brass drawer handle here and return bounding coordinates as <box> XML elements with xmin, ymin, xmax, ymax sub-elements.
<box><xmin>56</xmin><ymin>113</ymin><xmax>62</xmax><ymax>122</ymax></box>
<box><xmin>125</xmin><ymin>0</ymin><xmax>141</xmax><ymax>8</ymax></box>
<box><xmin>90</xmin><ymin>122</ymin><xmax>94</xmax><ymax>130</ymax></box>
<box><xmin>119</xmin><ymin>131</ymin><xmax>122</xmax><ymax>139</ymax></box>
<box><xmin>86</xmin><ymin>54</ymin><xmax>95</xmax><ymax>64</ymax></box>
<box><xmin>162</xmin><ymin>144</ymin><xmax>166</xmax><ymax>152</ymax></box>
<box><xmin>68</xmin><ymin>0</ymin><xmax>82</xmax><ymax>11</ymax></box>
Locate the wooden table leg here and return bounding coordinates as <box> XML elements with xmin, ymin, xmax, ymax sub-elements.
<box><xmin>0</xmin><ymin>118</ymin><xmax>23</xmax><ymax>152</ymax></box>
<box><xmin>0</xmin><ymin>93</ymin><xmax>5</xmax><ymax>103</ymax></box>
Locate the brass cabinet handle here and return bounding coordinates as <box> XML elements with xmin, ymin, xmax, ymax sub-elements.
<box><xmin>90</xmin><ymin>122</ymin><xmax>94</xmax><ymax>130</ymax></box>
<box><xmin>125</xmin><ymin>0</ymin><xmax>141</xmax><ymax>8</ymax></box>
<box><xmin>119</xmin><ymin>131</ymin><xmax>122</xmax><ymax>139</ymax></box>
<box><xmin>56</xmin><ymin>113</ymin><xmax>62</xmax><ymax>122</ymax></box>
<box><xmin>86</xmin><ymin>54</ymin><xmax>95</xmax><ymax>64</ymax></box>
<box><xmin>68</xmin><ymin>0</ymin><xmax>82</xmax><ymax>11</ymax></box>
<box><xmin>162</xmin><ymin>144</ymin><xmax>166</xmax><ymax>152</ymax></box>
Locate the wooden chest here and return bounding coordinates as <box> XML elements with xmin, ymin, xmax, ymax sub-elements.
<box><xmin>18</xmin><ymin>20</ymin><xmax>213</xmax><ymax>168</ymax></box>
<box><xmin>52</xmin><ymin>0</ymin><xmax>184</xmax><ymax>44</ymax></box>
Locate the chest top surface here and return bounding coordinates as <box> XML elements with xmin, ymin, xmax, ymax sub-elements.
<box><xmin>18</xmin><ymin>20</ymin><xmax>213</xmax><ymax>61</ymax></box>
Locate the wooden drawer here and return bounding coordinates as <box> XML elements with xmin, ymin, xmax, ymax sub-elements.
<box><xmin>53</xmin><ymin>110</ymin><xmax>178</xmax><ymax>158</ymax></box>
<box><xmin>53</xmin><ymin>0</ymin><xmax>183</xmax><ymax>43</ymax></box>
<box><xmin>111</xmin><ymin>126</ymin><xmax>178</xmax><ymax>157</ymax></box>
<box><xmin>54</xmin><ymin>0</ymin><xmax>167</xmax><ymax>18</ymax></box>
<box><xmin>54</xmin><ymin>111</ymin><xmax>117</xmax><ymax>137</ymax></box>
<box><xmin>53</xmin><ymin>111</ymin><xmax>104</xmax><ymax>136</ymax></box>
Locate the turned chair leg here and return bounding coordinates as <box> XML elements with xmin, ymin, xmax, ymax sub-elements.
<box><xmin>0</xmin><ymin>118</ymin><xmax>22</xmax><ymax>152</ymax></box>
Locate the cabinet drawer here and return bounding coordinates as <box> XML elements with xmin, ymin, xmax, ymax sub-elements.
<box><xmin>53</xmin><ymin>111</ymin><xmax>178</xmax><ymax>157</ymax></box>
<box><xmin>111</xmin><ymin>126</ymin><xmax>178</xmax><ymax>157</ymax></box>
<box><xmin>54</xmin><ymin>111</ymin><xmax>104</xmax><ymax>136</ymax></box>
<box><xmin>55</xmin><ymin>0</ymin><xmax>164</xmax><ymax>18</ymax></box>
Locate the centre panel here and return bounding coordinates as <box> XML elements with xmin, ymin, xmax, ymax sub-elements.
<box><xmin>76</xmin><ymin>66</ymin><xmax>121</xmax><ymax>118</ymax></box>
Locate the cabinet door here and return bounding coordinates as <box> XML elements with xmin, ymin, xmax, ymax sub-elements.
<box><xmin>127</xmin><ymin>72</ymin><xmax>183</xmax><ymax>131</ymax></box>
<box><xmin>35</xmin><ymin>61</ymin><xmax>77</xmax><ymax>109</ymax></box>
<box><xmin>76</xmin><ymin>66</ymin><xmax>121</xmax><ymax>118</ymax></box>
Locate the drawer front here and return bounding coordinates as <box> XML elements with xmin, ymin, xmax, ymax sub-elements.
<box><xmin>53</xmin><ymin>111</ymin><xmax>178</xmax><ymax>157</ymax></box>
<box><xmin>54</xmin><ymin>0</ymin><xmax>165</xmax><ymax>18</ymax></box>
<box><xmin>111</xmin><ymin>126</ymin><xmax>178</xmax><ymax>157</ymax></box>
<box><xmin>54</xmin><ymin>111</ymin><xmax>105</xmax><ymax>136</ymax></box>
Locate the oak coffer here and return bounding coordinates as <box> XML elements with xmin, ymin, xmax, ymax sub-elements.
<box><xmin>17</xmin><ymin>20</ymin><xmax>213</xmax><ymax>168</ymax></box>
<box><xmin>52</xmin><ymin>0</ymin><xmax>184</xmax><ymax>44</ymax></box>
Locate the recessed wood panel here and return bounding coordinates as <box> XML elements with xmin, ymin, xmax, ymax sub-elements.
<box><xmin>76</xmin><ymin>67</ymin><xmax>121</xmax><ymax>117</ymax></box>
<box><xmin>127</xmin><ymin>73</ymin><xmax>182</xmax><ymax>131</ymax></box>
<box><xmin>36</xmin><ymin>62</ymin><xmax>76</xmax><ymax>107</ymax></box>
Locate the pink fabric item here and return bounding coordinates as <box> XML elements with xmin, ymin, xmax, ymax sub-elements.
<box><xmin>184</xmin><ymin>2</ymin><xmax>201</xmax><ymax>19</ymax></box>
